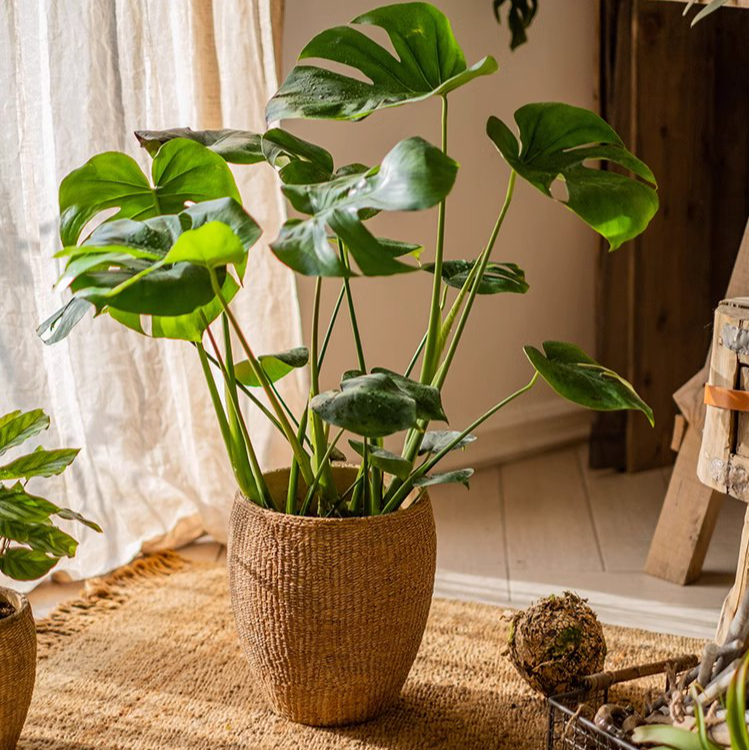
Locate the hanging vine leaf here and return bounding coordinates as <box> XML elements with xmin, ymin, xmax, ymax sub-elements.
<box><xmin>272</xmin><ymin>137</ymin><xmax>457</xmax><ymax>276</ymax></box>
<box><xmin>487</xmin><ymin>103</ymin><xmax>658</xmax><ymax>250</ymax></box>
<box><xmin>235</xmin><ymin>347</ymin><xmax>310</xmax><ymax>387</ymax></box>
<box><xmin>424</xmin><ymin>260</ymin><xmax>528</xmax><ymax>294</ymax></box>
<box><xmin>266</xmin><ymin>2</ymin><xmax>498</xmax><ymax>122</ymax></box>
<box><xmin>492</xmin><ymin>0</ymin><xmax>538</xmax><ymax>50</ymax></box>
<box><xmin>524</xmin><ymin>341</ymin><xmax>654</xmax><ymax>425</ymax></box>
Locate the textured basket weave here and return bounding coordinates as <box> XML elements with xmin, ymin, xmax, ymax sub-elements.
<box><xmin>227</xmin><ymin>466</ymin><xmax>437</xmax><ymax>727</ymax></box>
<box><xmin>0</xmin><ymin>587</ymin><xmax>36</xmax><ymax>750</ymax></box>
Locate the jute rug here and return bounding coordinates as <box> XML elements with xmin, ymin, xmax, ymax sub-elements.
<box><xmin>20</xmin><ymin>552</ymin><xmax>705</xmax><ymax>750</ymax></box>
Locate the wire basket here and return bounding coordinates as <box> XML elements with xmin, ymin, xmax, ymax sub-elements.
<box><xmin>546</xmin><ymin>654</ymin><xmax>699</xmax><ymax>750</ymax></box>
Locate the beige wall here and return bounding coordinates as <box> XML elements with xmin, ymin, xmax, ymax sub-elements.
<box><xmin>282</xmin><ymin>0</ymin><xmax>599</xmax><ymax>462</ymax></box>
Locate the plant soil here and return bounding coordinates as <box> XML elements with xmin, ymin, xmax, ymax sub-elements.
<box><xmin>0</xmin><ymin>601</ymin><xmax>16</xmax><ymax>620</ymax></box>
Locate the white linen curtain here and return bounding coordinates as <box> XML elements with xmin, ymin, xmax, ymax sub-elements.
<box><xmin>0</xmin><ymin>0</ymin><xmax>305</xmax><ymax>590</ymax></box>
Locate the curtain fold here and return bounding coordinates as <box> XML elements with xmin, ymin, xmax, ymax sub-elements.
<box><xmin>0</xmin><ymin>0</ymin><xmax>304</xmax><ymax>591</ymax></box>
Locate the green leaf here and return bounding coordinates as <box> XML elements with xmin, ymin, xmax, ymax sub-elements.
<box><xmin>163</xmin><ymin>222</ymin><xmax>246</xmax><ymax>270</ymax></box>
<box><xmin>272</xmin><ymin>137</ymin><xmax>457</xmax><ymax>276</ymax></box>
<box><xmin>44</xmin><ymin>198</ymin><xmax>260</xmax><ymax>343</ymax></box>
<box><xmin>234</xmin><ymin>347</ymin><xmax>310</xmax><ymax>387</ymax></box>
<box><xmin>36</xmin><ymin>298</ymin><xmax>92</xmax><ymax>346</ymax></box>
<box><xmin>632</xmin><ymin>725</ymin><xmax>704</xmax><ymax>750</ymax></box>
<box><xmin>266</xmin><ymin>2</ymin><xmax>498</xmax><ymax>122</ymax></box>
<box><xmin>348</xmin><ymin>440</ymin><xmax>412</xmax><ymax>479</ymax></box>
<box><xmin>54</xmin><ymin>507</ymin><xmax>102</xmax><ymax>533</ymax></box>
<box><xmin>135</xmin><ymin>128</ymin><xmax>264</xmax><ymax>164</ymax></box>
<box><xmin>493</xmin><ymin>0</ymin><xmax>538</xmax><ymax>50</ymax></box>
<box><xmin>690</xmin><ymin>0</ymin><xmax>731</xmax><ymax>25</ymax></box>
<box><xmin>0</xmin><ymin>446</ymin><xmax>79</xmax><ymax>481</ymax></box>
<box><xmin>311</xmin><ymin>373</ymin><xmax>419</xmax><ymax>437</ymax></box>
<box><xmin>0</xmin><ymin>520</ymin><xmax>79</xmax><ymax>558</ymax></box>
<box><xmin>418</xmin><ymin>430</ymin><xmax>476</xmax><ymax>455</ymax></box>
<box><xmin>524</xmin><ymin>341</ymin><xmax>654</xmax><ymax>425</ymax></box>
<box><xmin>727</xmin><ymin>653</ymin><xmax>749</xmax><ymax>750</ymax></box>
<box><xmin>261</xmin><ymin>128</ymin><xmax>334</xmax><ymax>174</ymax></box>
<box><xmin>0</xmin><ymin>548</ymin><xmax>59</xmax><ymax>581</ymax></box>
<box><xmin>0</xmin><ymin>485</ymin><xmax>60</xmax><ymax>524</ymax></box>
<box><xmin>424</xmin><ymin>260</ymin><xmax>528</xmax><ymax>294</ymax></box>
<box><xmin>414</xmin><ymin>468</ymin><xmax>474</xmax><ymax>488</ymax></box>
<box><xmin>370</xmin><ymin>367</ymin><xmax>447</xmax><ymax>422</ymax></box>
<box><xmin>0</xmin><ymin>410</ymin><xmax>50</xmax><ymax>456</ymax></box>
<box><xmin>59</xmin><ymin>138</ymin><xmax>241</xmax><ymax>246</ymax></box>
<box><xmin>487</xmin><ymin>103</ymin><xmax>658</xmax><ymax>250</ymax></box>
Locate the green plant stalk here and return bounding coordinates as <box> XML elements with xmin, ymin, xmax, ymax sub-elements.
<box><xmin>299</xmin><ymin>428</ymin><xmax>345</xmax><ymax>516</ymax></box>
<box><xmin>196</xmin><ymin>342</ymin><xmax>258</xmax><ymax>501</ymax></box>
<box><xmin>220</xmin><ymin>314</ymin><xmax>255</xmax><ymax>496</ymax></box>
<box><xmin>326</xmin><ymin>474</ymin><xmax>363</xmax><ymax>517</ymax></box>
<box><xmin>362</xmin><ymin>437</ymin><xmax>373</xmax><ymax>515</ymax></box>
<box><xmin>338</xmin><ymin>240</ymin><xmax>366</xmax><ymax>373</ymax></box>
<box><xmin>419</xmin><ymin>94</ymin><xmax>449</xmax><ymax>385</ymax></box>
<box><xmin>404</xmin><ymin>287</ymin><xmax>448</xmax><ymax>378</ymax></box>
<box><xmin>318</xmin><ymin>283</ymin><xmax>346</xmax><ymax>370</ymax></box>
<box><xmin>309</xmin><ymin>276</ymin><xmax>338</xmax><ymax>510</ymax></box>
<box><xmin>382</xmin><ymin>372</ymin><xmax>539</xmax><ymax>513</ymax></box>
<box><xmin>286</xmin><ymin>406</ymin><xmax>309</xmax><ymax>514</ymax></box>
<box><xmin>433</xmin><ymin>170</ymin><xmax>518</xmax><ymax>390</ymax></box>
<box><xmin>209</xmin><ymin>271</ymin><xmax>314</xmax><ymax>487</ymax></box>
<box><xmin>203</xmin><ymin>324</ymin><xmax>275</xmax><ymax>510</ymax></box>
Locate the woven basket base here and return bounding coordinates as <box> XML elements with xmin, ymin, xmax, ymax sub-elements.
<box><xmin>21</xmin><ymin>553</ymin><xmax>706</xmax><ymax>750</ymax></box>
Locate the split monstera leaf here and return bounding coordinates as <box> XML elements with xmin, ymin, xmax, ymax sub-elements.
<box><xmin>0</xmin><ymin>409</ymin><xmax>100</xmax><ymax>581</ymax></box>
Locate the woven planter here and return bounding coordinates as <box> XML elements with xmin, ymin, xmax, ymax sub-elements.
<box><xmin>0</xmin><ymin>588</ymin><xmax>36</xmax><ymax>750</ymax></box>
<box><xmin>227</xmin><ymin>465</ymin><xmax>437</xmax><ymax>726</ymax></box>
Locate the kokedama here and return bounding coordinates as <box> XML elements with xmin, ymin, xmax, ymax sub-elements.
<box><xmin>36</xmin><ymin>0</ymin><xmax>658</xmax><ymax>726</ymax></box>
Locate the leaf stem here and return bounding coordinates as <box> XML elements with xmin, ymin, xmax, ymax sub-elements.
<box><xmin>318</xmin><ymin>283</ymin><xmax>346</xmax><ymax>371</ymax></box>
<box><xmin>299</xmin><ymin>428</ymin><xmax>345</xmax><ymax>517</ymax></box>
<box><xmin>419</xmin><ymin>94</ymin><xmax>449</xmax><ymax>384</ymax></box>
<box><xmin>338</xmin><ymin>240</ymin><xmax>366</xmax><ymax>372</ymax></box>
<box><xmin>209</xmin><ymin>271</ymin><xmax>314</xmax><ymax>486</ymax></box>
<box><xmin>382</xmin><ymin>372</ymin><xmax>539</xmax><ymax>513</ymax></box>
<box><xmin>433</xmin><ymin>170</ymin><xmax>517</xmax><ymax>390</ymax></box>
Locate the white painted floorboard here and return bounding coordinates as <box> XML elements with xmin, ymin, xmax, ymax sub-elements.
<box><xmin>29</xmin><ymin>442</ymin><xmax>745</xmax><ymax>637</ymax></box>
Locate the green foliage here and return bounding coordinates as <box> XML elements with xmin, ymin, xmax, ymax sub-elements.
<box><xmin>487</xmin><ymin>103</ymin><xmax>658</xmax><ymax>250</ymax></box>
<box><xmin>0</xmin><ymin>409</ymin><xmax>101</xmax><ymax>582</ymax></box>
<box><xmin>40</xmin><ymin>2</ymin><xmax>657</xmax><ymax>518</ymax></box>
<box><xmin>492</xmin><ymin>0</ymin><xmax>538</xmax><ymax>50</ymax></box>
<box><xmin>266</xmin><ymin>2</ymin><xmax>498</xmax><ymax>122</ymax></box>
<box><xmin>524</xmin><ymin>341</ymin><xmax>654</xmax><ymax>425</ymax></box>
<box><xmin>683</xmin><ymin>0</ymin><xmax>731</xmax><ymax>25</ymax></box>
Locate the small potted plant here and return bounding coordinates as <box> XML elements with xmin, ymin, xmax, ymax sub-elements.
<box><xmin>39</xmin><ymin>2</ymin><xmax>657</xmax><ymax>726</ymax></box>
<box><xmin>0</xmin><ymin>408</ymin><xmax>100</xmax><ymax>750</ymax></box>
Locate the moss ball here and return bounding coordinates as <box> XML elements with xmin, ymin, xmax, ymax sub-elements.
<box><xmin>507</xmin><ymin>591</ymin><xmax>607</xmax><ymax>696</ymax></box>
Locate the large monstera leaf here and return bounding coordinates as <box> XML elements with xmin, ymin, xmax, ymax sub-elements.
<box><xmin>135</xmin><ymin>128</ymin><xmax>264</xmax><ymax>164</ymax></box>
<box><xmin>266</xmin><ymin>2</ymin><xmax>498</xmax><ymax>122</ymax></box>
<box><xmin>41</xmin><ymin>198</ymin><xmax>260</xmax><ymax>343</ymax></box>
<box><xmin>272</xmin><ymin>137</ymin><xmax>457</xmax><ymax>276</ymax></box>
<box><xmin>487</xmin><ymin>103</ymin><xmax>658</xmax><ymax>250</ymax></box>
<box><xmin>59</xmin><ymin>138</ymin><xmax>241</xmax><ymax>246</ymax></box>
<box><xmin>524</xmin><ymin>341</ymin><xmax>654</xmax><ymax>425</ymax></box>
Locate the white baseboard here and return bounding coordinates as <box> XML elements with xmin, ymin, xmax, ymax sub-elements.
<box><xmin>434</xmin><ymin>570</ymin><xmax>717</xmax><ymax>639</ymax></box>
<box><xmin>437</xmin><ymin>399</ymin><xmax>594</xmax><ymax>471</ymax></box>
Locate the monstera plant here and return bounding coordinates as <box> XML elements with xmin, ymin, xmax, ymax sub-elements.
<box><xmin>39</xmin><ymin>2</ymin><xmax>657</xmax><ymax>518</ymax></box>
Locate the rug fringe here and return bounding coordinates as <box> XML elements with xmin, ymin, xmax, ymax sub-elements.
<box><xmin>36</xmin><ymin>550</ymin><xmax>189</xmax><ymax>656</ymax></box>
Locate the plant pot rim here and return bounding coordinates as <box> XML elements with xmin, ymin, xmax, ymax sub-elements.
<box><xmin>234</xmin><ymin>464</ymin><xmax>429</xmax><ymax>527</ymax></box>
<box><xmin>0</xmin><ymin>585</ymin><xmax>31</xmax><ymax>628</ymax></box>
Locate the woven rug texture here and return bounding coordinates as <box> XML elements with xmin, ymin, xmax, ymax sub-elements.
<box><xmin>20</xmin><ymin>552</ymin><xmax>705</xmax><ymax>750</ymax></box>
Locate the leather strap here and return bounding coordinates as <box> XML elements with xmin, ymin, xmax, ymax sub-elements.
<box><xmin>704</xmin><ymin>384</ymin><xmax>749</xmax><ymax>412</ymax></box>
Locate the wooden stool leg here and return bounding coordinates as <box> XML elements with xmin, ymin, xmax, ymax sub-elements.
<box><xmin>645</xmin><ymin>424</ymin><xmax>725</xmax><ymax>585</ymax></box>
<box><xmin>717</xmin><ymin>504</ymin><xmax>749</xmax><ymax>642</ymax></box>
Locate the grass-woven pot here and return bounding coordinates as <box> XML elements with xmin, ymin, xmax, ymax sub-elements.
<box><xmin>227</xmin><ymin>466</ymin><xmax>437</xmax><ymax>726</ymax></box>
<box><xmin>0</xmin><ymin>588</ymin><xmax>36</xmax><ymax>750</ymax></box>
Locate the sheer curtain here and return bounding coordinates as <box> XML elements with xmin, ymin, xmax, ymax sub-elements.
<box><xmin>0</xmin><ymin>0</ymin><xmax>305</xmax><ymax>590</ymax></box>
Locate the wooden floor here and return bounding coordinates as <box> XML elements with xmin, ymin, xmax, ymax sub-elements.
<box><xmin>431</xmin><ymin>444</ymin><xmax>745</xmax><ymax>638</ymax></box>
<box><xmin>29</xmin><ymin>442</ymin><xmax>745</xmax><ymax>638</ymax></box>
